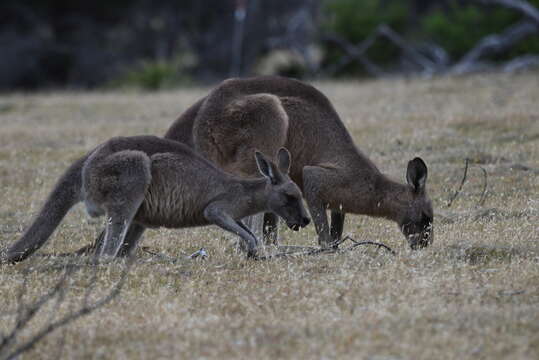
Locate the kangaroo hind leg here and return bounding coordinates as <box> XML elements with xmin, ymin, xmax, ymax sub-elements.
<box><xmin>115</xmin><ymin>223</ymin><xmax>146</xmax><ymax>257</ymax></box>
<box><xmin>330</xmin><ymin>210</ymin><xmax>346</xmax><ymax>244</ymax></box>
<box><xmin>303</xmin><ymin>165</ymin><xmax>347</xmax><ymax>248</ymax></box>
<box><xmin>99</xmin><ymin>205</ymin><xmax>143</xmax><ymax>258</ymax></box>
<box><xmin>87</xmin><ymin>150</ymin><xmax>151</xmax><ymax>258</ymax></box>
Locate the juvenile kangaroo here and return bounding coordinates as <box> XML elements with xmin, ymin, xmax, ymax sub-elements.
<box><xmin>5</xmin><ymin>136</ymin><xmax>310</xmax><ymax>263</ymax></box>
<box><xmin>162</xmin><ymin>76</ymin><xmax>433</xmax><ymax>250</ymax></box>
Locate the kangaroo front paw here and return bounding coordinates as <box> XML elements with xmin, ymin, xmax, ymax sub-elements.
<box><xmin>246</xmin><ymin>250</ymin><xmax>259</xmax><ymax>259</ymax></box>
<box><xmin>246</xmin><ymin>243</ymin><xmax>262</xmax><ymax>259</ymax></box>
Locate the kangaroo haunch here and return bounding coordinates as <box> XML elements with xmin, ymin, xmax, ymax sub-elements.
<box><xmin>164</xmin><ymin>76</ymin><xmax>433</xmax><ymax>249</ymax></box>
<box><xmin>5</xmin><ymin>136</ymin><xmax>310</xmax><ymax>263</ymax></box>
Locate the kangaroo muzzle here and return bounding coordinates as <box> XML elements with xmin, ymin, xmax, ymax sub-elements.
<box><xmin>408</xmin><ymin>226</ymin><xmax>433</xmax><ymax>250</ymax></box>
<box><xmin>286</xmin><ymin>216</ymin><xmax>310</xmax><ymax>231</ymax></box>
<box><xmin>300</xmin><ymin>216</ymin><xmax>310</xmax><ymax>227</ymax></box>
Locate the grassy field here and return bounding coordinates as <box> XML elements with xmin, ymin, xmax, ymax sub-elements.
<box><xmin>1</xmin><ymin>72</ymin><xmax>538</xmax><ymax>359</ymax></box>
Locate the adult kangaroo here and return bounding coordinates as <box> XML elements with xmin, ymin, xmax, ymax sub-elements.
<box><xmin>164</xmin><ymin>76</ymin><xmax>433</xmax><ymax>250</ymax></box>
<box><xmin>5</xmin><ymin>136</ymin><xmax>309</xmax><ymax>263</ymax></box>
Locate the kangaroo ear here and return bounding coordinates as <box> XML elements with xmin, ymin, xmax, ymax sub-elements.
<box><xmin>255</xmin><ymin>151</ymin><xmax>274</xmax><ymax>181</ymax></box>
<box><xmin>277</xmin><ymin>148</ymin><xmax>291</xmax><ymax>174</ymax></box>
<box><xmin>406</xmin><ymin>157</ymin><xmax>428</xmax><ymax>192</ymax></box>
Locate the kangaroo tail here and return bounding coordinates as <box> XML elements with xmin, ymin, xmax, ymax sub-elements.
<box><xmin>5</xmin><ymin>156</ymin><xmax>86</xmax><ymax>263</ymax></box>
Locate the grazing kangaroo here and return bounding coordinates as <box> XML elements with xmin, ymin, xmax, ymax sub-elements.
<box><xmin>5</xmin><ymin>136</ymin><xmax>310</xmax><ymax>263</ymax></box>
<box><xmin>161</xmin><ymin>76</ymin><xmax>434</xmax><ymax>250</ymax></box>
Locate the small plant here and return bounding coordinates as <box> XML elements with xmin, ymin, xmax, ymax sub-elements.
<box><xmin>111</xmin><ymin>56</ymin><xmax>192</xmax><ymax>90</ymax></box>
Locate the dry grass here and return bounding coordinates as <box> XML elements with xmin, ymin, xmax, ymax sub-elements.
<box><xmin>1</xmin><ymin>72</ymin><xmax>538</xmax><ymax>359</ymax></box>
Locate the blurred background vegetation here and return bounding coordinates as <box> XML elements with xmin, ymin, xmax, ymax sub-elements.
<box><xmin>1</xmin><ymin>0</ymin><xmax>538</xmax><ymax>90</ymax></box>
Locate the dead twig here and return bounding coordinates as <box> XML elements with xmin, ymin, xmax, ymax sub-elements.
<box><xmin>447</xmin><ymin>158</ymin><xmax>489</xmax><ymax>208</ymax></box>
<box><xmin>341</xmin><ymin>235</ymin><xmax>397</xmax><ymax>255</ymax></box>
<box><xmin>0</xmin><ymin>258</ymin><xmax>132</xmax><ymax>360</ymax></box>
<box><xmin>477</xmin><ymin>165</ymin><xmax>489</xmax><ymax>207</ymax></box>
<box><xmin>256</xmin><ymin>235</ymin><xmax>395</xmax><ymax>260</ymax></box>
<box><xmin>447</xmin><ymin>158</ymin><xmax>470</xmax><ymax>208</ymax></box>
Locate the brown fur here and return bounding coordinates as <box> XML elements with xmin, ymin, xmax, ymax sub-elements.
<box><xmin>194</xmin><ymin>93</ymin><xmax>289</xmax><ymax>177</ymax></box>
<box><xmin>165</xmin><ymin>76</ymin><xmax>433</xmax><ymax>249</ymax></box>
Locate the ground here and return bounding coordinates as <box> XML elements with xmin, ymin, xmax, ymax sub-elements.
<box><xmin>0</xmin><ymin>72</ymin><xmax>538</xmax><ymax>359</ymax></box>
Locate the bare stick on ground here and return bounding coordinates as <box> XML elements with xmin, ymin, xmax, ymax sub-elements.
<box><xmin>477</xmin><ymin>165</ymin><xmax>489</xmax><ymax>207</ymax></box>
<box><xmin>448</xmin><ymin>158</ymin><xmax>470</xmax><ymax>208</ymax></box>
<box><xmin>256</xmin><ymin>235</ymin><xmax>396</xmax><ymax>260</ymax></box>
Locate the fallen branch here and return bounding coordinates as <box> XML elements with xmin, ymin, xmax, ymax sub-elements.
<box><xmin>502</xmin><ymin>54</ymin><xmax>539</xmax><ymax>71</ymax></box>
<box><xmin>322</xmin><ymin>32</ymin><xmax>384</xmax><ymax>76</ymax></box>
<box><xmin>322</xmin><ymin>0</ymin><xmax>539</xmax><ymax>77</ymax></box>
<box><xmin>476</xmin><ymin>0</ymin><xmax>539</xmax><ymax>24</ymax></box>
<box><xmin>256</xmin><ymin>235</ymin><xmax>395</xmax><ymax>260</ymax></box>
<box><xmin>341</xmin><ymin>235</ymin><xmax>397</xmax><ymax>255</ymax></box>
<box><xmin>377</xmin><ymin>25</ymin><xmax>438</xmax><ymax>74</ymax></box>
<box><xmin>323</xmin><ymin>24</ymin><xmax>439</xmax><ymax>76</ymax></box>
<box><xmin>452</xmin><ymin>21</ymin><xmax>538</xmax><ymax>74</ymax></box>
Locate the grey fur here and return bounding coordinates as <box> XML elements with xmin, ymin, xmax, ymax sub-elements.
<box><xmin>5</xmin><ymin>136</ymin><xmax>309</xmax><ymax>263</ymax></box>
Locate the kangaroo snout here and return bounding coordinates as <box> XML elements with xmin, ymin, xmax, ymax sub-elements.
<box><xmin>286</xmin><ymin>215</ymin><xmax>310</xmax><ymax>231</ymax></box>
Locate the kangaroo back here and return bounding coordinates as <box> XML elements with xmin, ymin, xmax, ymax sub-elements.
<box><xmin>5</xmin><ymin>157</ymin><xmax>85</xmax><ymax>263</ymax></box>
<box><xmin>167</xmin><ymin>76</ymin><xmax>363</xmax><ymax>182</ymax></box>
<box><xmin>194</xmin><ymin>93</ymin><xmax>288</xmax><ymax>177</ymax></box>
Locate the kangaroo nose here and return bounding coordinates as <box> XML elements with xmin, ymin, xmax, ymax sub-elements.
<box><xmin>301</xmin><ymin>217</ymin><xmax>310</xmax><ymax>227</ymax></box>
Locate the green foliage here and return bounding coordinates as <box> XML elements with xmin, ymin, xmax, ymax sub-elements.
<box><xmin>323</xmin><ymin>0</ymin><xmax>539</xmax><ymax>74</ymax></box>
<box><xmin>323</xmin><ymin>0</ymin><xmax>408</xmax><ymax>74</ymax></box>
<box><xmin>422</xmin><ymin>1</ymin><xmax>539</xmax><ymax>60</ymax></box>
<box><xmin>111</xmin><ymin>57</ymin><xmax>191</xmax><ymax>90</ymax></box>
<box><xmin>324</xmin><ymin>0</ymin><xmax>407</xmax><ymax>42</ymax></box>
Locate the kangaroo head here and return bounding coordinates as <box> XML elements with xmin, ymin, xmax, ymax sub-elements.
<box><xmin>398</xmin><ymin>157</ymin><xmax>433</xmax><ymax>250</ymax></box>
<box><xmin>255</xmin><ymin>148</ymin><xmax>310</xmax><ymax>231</ymax></box>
